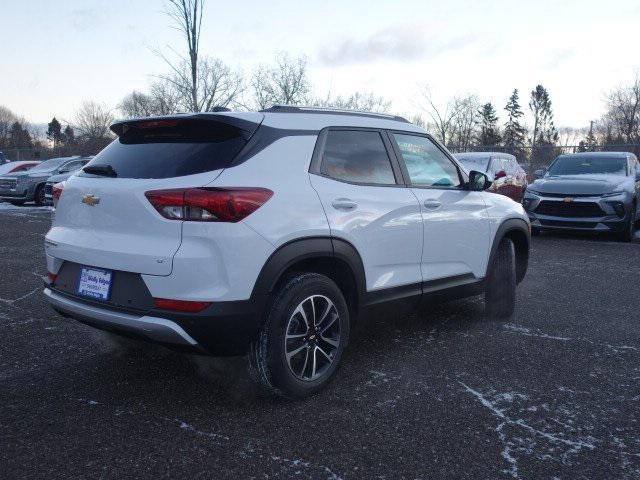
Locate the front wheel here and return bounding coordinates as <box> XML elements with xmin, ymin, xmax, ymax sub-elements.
<box><xmin>249</xmin><ymin>273</ymin><xmax>350</xmax><ymax>399</ymax></box>
<box><xmin>485</xmin><ymin>238</ymin><xmax>516</xmax><ymax>319</ymax></box>
<box><xmin>617</xmin><ymin>204</ymin><xmax>636</xmax><ymax>242</ymax></box>
<box><xmin>34</xmin><ymin>184</ymin><xmax>46</xmax><ymax>206</ymax></box>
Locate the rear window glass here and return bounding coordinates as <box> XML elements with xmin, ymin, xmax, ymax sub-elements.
<box><xmin>83</xmin><ymin>120</ymin><xmax>249</xmax><ymax>179</ymax></box>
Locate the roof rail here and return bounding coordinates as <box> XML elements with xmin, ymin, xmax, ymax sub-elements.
<box><xmin>260</xmin><ymin>104</ymin><xmax>409</xmax><ymax>123</ymax></box>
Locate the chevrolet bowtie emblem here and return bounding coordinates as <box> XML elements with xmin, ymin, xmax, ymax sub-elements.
<box><xmin>82</xmin><ymin>194</ymin><xmax>100</xmax><ymax>206</ymax></box>
<box><xmin>563</xmin><ymin>197</ymin><xmax>574</xmax><ymax>203</ymax></box>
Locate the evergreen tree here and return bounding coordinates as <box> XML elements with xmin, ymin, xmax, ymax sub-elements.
<box><xmin>8</xmin><ymin>121</ymin><xmax>32</xmax><ymax>148</ymax></box>
<box><xmin>584</xmin><ymin>120</ymin><xmax>597</xmax><ymax>150</ymax></box>
<box><xmin>46</xmin><ymin>117</ymin><xmax>63</xmax><ymax>147</ymax></box>
<box><xmin>477</xmin><ymin>102</ymin><xmax>501</xmax><ymax>146</ymax></box>
<box><xmin>529</xmin><ymin>85</ymin><xmax>558</xmax><ymax>165</ymax></box>
<box><xmin>503</xmin><ymin>89</ymin><xmax>527</xmax><ymax>156</ymax></box>
<box><xmin>62</xmin><ymin>125</ymin><xmax>76</xmax><ymax>146</ymax></box>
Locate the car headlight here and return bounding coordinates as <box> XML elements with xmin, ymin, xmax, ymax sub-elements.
<box><xmin>601</xmin><ymin>191</ymin><xmax>624</xmax><ymax>198</ymax></box>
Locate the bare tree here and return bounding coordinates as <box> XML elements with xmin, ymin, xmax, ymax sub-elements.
<box><xmin>313</xmin><ymin>91</ymin><xmax>391</xmax><ymax>113</ymax></box>
<box><xmin>0</xmin><ymin>105</ymin><xmax>18</xmax><ymax>147</ymax></box>
<box><xmin>161</xmin><ymin>57</ymin><xmax>243</xmax><ymax>112</ymax></box>
<box><xmin>163</xmin><ymin>0</ymin><xmax>204</xmax><ymax>111</ymax></box>
<box><xmin>449</xmin><ymin>95</ymin><xmax>480</xmax><ymax>151</ymax></box>
<box><xmin>120</xmin><ymin>81</ymin><xmax>181</xmax><ymax>118</ymax></box>
<box><xmin>158</xmin><ymin>0</ymin><xmax>243</xmax><ymax>111</ymax></box>
<box><xmin>603</xmin><ymin>75</ymin><xmax>640</xmax><ymax>144</ymax></box>
<box><xmin>419</xmin><ymin>87</ymin><xmax>462</xmax><ymax>145</ymax></box>
<box><xmin>251</xmin><ymin>54</ymin><xmax>310</xmax><ymax>109</ymax></box>
<box><xmin>74</xmin><ymin>101</ymin><xmax>114</xmax><ymax>140</ymax></box>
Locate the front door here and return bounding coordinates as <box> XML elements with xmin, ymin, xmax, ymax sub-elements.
<box><xmin>387</xmin><ymin>132</ymin><xmax>491</xmax><ymax>283</ymax></box>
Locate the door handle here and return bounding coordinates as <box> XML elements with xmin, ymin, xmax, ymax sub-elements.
<box><xmin>331</xmin><ymin>198</ymin><xmax>358</xmax><ymax>211</ymax></box>
<box><xmin>423</xmin><ymin>199</ymin><xmax>442</xmax><ymax>210</ymax></box>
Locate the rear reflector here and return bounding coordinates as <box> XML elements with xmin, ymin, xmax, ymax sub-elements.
<box><xmin>145</xmin><ymin>187</ymin><xmax>273</xmax><ymax>222</ymax></box>
<box><xmin>47</xmin><ymin>272</ymin><xmax>58</xmax><ymax>283</ymax></box>
<box><xmin>153</xmin><ymin>298</ymin><xmax>211</xmax><ymax>313</ymax></box>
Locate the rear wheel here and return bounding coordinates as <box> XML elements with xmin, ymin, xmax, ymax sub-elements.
<box><xmin>249</xmin><ymin>273</ymin><xmax>349</xmax><ymax>399</ymax></box>
<box><xmin>34</xmin><ymin>184</ymin><xmax>46</xmax><ymax>206</ymax></box>
<box><xmin>485</xmin><ymin>238</ymin><xmax>516</xmax><ymax>319</ymax></box>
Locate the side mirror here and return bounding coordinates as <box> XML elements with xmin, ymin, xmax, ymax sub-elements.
<box><xmin>534</xmin><ymin>168</ymin><xmax>546</xmax><ymax>179</ymax></box>
<box><xmin>494</xmin><ymin>170</ymin><xmax>507</xmax><ymax>180</ymax></box>
<box><xmin>468</xmin><ymin>170</ymin><xmax>492</xmax><ymax>191</ymax></box>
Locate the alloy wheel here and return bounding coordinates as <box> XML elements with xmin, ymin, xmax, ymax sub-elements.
<box><xmin>284</xmin><ymin>295</ymin><xmax>341</xmax><ymax>381</ymax></box>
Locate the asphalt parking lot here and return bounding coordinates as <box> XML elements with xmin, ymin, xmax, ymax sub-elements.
<box><xmin>1</xmin><ymin>204</ymin><xmax>639</xmax><ymax>480</ymax></box>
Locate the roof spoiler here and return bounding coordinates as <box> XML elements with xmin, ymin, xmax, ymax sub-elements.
<box><xmin>110</xmin><ymin>113</ymin><xmax>262</xmax><ymax>140</ymax></box>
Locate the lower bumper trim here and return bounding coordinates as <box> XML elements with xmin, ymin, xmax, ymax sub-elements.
<box><xmin>44</xmin><ymin>287</ymin><xmax>204</xmax><ymax>350</ymax></box>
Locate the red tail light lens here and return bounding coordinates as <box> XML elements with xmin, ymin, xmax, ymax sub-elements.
<box><xmin>145</xmin><ymin>188</ymin><xmax>273</xmax><ymax>222</ymax></box>
<box><xmin>47</xmin><ymin>272</ymin><xmax>58</xmax><ymax>283</ymax></box>
<box><xmin>52</xmin><ymin>182</ymin><xmax>65</xmax><ymax>207</ymax></box>
<box><xmin>153</xmin><ymin>298</ymin><xmax>211</xmax><ymax>313</ymax></box>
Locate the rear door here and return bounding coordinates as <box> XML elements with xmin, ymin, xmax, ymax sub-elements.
<box><xmin>309</xmin><ymin>128</ymin><xmax>423</xmax><ymax>294</ymax></box>
<box><xmin>46</xmin><ymin>114</ymin><xmax>262</xmax><ymax>276</ymax></box>
<box><xmin>388</xmin><ymin>132</ymin><xmax>491</xmax><ymax>283</ymax></box>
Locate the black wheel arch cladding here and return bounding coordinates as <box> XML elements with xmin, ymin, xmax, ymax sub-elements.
<box><xmin>489</xmin><ymin>218</ymin><xmax>530</xmax><ymax>284</ymax></box>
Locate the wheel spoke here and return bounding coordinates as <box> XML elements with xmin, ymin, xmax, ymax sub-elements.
<box><xmin>286</xmin><ymin>344</ymin><xmax>307</xmax><ymax>360</ymax></box>
<box><xmin>293</xmin><ymin>304</ymin><xmax>310</xmax><ymax>332</ymax></box>
<box><xmin>310</xmin><ymin>297</ymin><xmax>317</xmax><ymax>327</ymax></box>
<box><xmin>317</xmin><ymin>302</ymin><xmax>332</xmax><ymax>327</ymax></box>
<box><xmin>285</xmin><ymin>333</ymin><xmax>307</xmax><ymax>340</ymax></box>
<box><xmin>319</xmin><ymin>311</ymin><xmax>338</xmax><ymax>333</ymax></box>
<box><xmin>316</xmin><ymin>345</ymin><xmax>333</xmax><ymax>362</ymax></box>
<box><xmin>299</xmin><ymin>347</ymin><xmax>310</xmax><ymax>378</ymax></box>
<box><xmin>311</xmin><ymin>347</ymin><xmax>318</xmax><ymax>379</ymax></box>
<box><xmin>320</xmin><ymin>334</ymin><xmax>339</xmax><ymax>348</ymax></box>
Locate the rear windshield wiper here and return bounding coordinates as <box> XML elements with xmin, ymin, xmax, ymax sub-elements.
<box><xmin>83</xmin><ymin>164</ymin><xmax>118</xmax><ymax>177</ymax></box>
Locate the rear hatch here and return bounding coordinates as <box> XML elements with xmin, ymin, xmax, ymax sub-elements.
<box><xmin>46</xmin><ymin>113</ymin><xmax>263</xmax><ymax>276</ymax></box>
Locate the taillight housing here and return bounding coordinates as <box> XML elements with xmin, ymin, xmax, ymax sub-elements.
<box><xmin>52</xmin><ymin>182</ymin><xmax>65</xmax><ymax>207</ymax></box>
<box><xmin>145</xmin><ymin>187</ymin><xmax>273</xmax><ymax>222</ymax></box>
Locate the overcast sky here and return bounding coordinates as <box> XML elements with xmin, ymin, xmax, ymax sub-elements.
<box><xmin>1</xmin><ymin>0</ymin><xmax>639</xmax><ymax>129</ymax></box>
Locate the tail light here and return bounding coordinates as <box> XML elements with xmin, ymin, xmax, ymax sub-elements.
<box><xmin>153</xmin><ymin>297</ymin><xmax>211</xmax><ymax>313</ymax></box>
<box><xmin>145</xmin><ymin>187</ymin><xmax>273</xmax><ymax>222</ymax></box>
<box><xmin>47</xmin><ymin>272</ymin><xmax>58</xmax><ymax>283</ymax></box>
<box><xmin>52</xmin><ymin>182</ymin><xmax>65</xmax><ymax>207</ymax></box>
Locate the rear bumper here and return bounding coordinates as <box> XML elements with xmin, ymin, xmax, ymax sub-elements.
<box><xmin>44</xmin><ymin>287</ymin><xmax>262</xmax><ymax>356</ymax></box>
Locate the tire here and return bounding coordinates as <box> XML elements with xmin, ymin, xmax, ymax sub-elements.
<box><xmin>485</xmin><ymin>238</ymin><xmax>516</xmax><ymax>319</ymax></box>
<box><xmin>34</xmin><ymin>184</ymin><xmax>46</xmax><ymax>206</ymax></box>
<box><xmin>9</xmin><ymin>200</ymin><xmax>24</xmax><ymax>206</ymax></box>
<box><xmin>249</xmin><ymin>272</ymin><xmax>350</xmax><ymax>399</ymax></box>
<box><xmin>617</xmin><ymin>204</ymin><xmax>636</xmax><ymax>242</ymax></box>
<box><xmin>531</xmin><ymin>227</ymin><xmax>541</xmax><ymax>236</ymax></box>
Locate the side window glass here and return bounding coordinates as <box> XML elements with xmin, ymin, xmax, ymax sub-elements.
<box><xmin>321</xmin><ymin>130</ymin><xmax>396</xmax><ymax>185</ymax></box>
<box><xmin>392</xmin><ymin>134</ymin><xmax>461</xmax><ymax>187</ymax></box>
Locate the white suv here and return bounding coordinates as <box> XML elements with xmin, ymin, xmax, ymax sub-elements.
<box><xmin>43</xmin><ymin>106</ymin><xmax>530</xmax><ymax>398</ymax></box>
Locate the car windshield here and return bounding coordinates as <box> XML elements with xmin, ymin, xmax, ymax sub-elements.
<box><xmin>27</xmin><ymin>158</ymin><xmax>71</xmax><ymax>172</ymax></box>
<box><xmin>455</xmin><ymin>155</ymin><xmax>490</xmax><ymax>173</ymax></box>
<box><xmin>547</xmin><ymin>156</ymin><xmax>628</xmax><ymax>176</ymax></box>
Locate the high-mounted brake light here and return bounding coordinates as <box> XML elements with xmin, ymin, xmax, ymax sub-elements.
<box><xmin>52</xmin><ymin>182</ymin><xmax>65</xmax><ymax>207</ymax></box>
<box><xmin>136</xmin><ymin>120</ymin><xmax>179</xmax><ymax>129</ymax></box>
<box><xmin>153</xmin><ymin>298</ymin><xmax>211</xmax><ymax>313</ymax></box>
<box><xmin>145</xmin><ymin>188</ymin><xmax>273</xmax><ymax>222</ymax></box>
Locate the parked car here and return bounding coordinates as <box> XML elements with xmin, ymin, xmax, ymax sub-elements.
<box><xmin>0</xmin><ymin>160</ymin><xmax>40</xmax><ymax>176</ymax></box>
<box><xmin>43</xmin><ymin>157</ymin><xmax>92</xmax><ymax>205</ymax></box>
<box><xmin>0</xmin><ymin>156</ymin><xmax>84</xmax><ymax>206</ymax></box>
<box><xmin>42</xmin><ymin>107</ymin><xmax>530</xmax><ymax>398</ymax></box>
<box><xmin>523</xmin><ymin>152</ymin><xmax>640</xmax><ymax>241</ymax></box>
<box><xmin>454</xmin><ymin>152</ymin><xmax>528</xmax><ymax>202</ymax></box>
